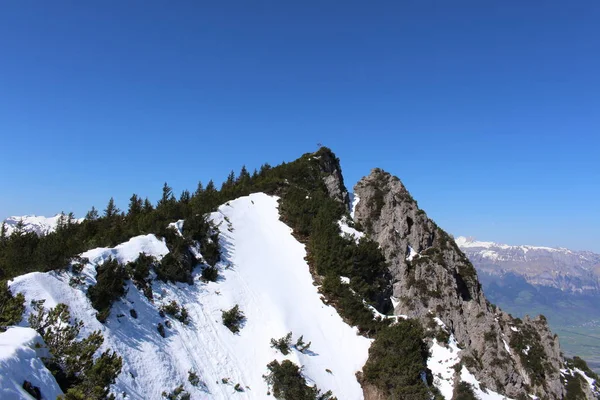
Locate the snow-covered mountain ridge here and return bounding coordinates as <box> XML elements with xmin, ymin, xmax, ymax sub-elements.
<box><xmin>2</xmin><ymin>214</ymin><xmax>84</xmax><ymax>237</ymax></box>
<box><xmin>456</xmin><ymin>236</ymin><xmax>600</xmax><ymax>294</ymax></box>
<box><xmin>4</xmin><ymin>194</ymin><xmax>371</xmax><ymax>399</ymax></box>
<box><xmin>2</xmin><ymin>148</ymin><xmax>598</xmax><ymax>399</ymax></box>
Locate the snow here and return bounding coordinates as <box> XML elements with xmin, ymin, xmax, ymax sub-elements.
<box><xmin>510</xmin><ymin>326</ymin><xmax>519</xmax><ymax>332</ymax></box>
<box><xmin>338</xmin><ymin>217</ymin><xmax>364</xmax><ymax>243</ymax></box>
<box><xmin>0</xmin><ymin>327</ymin><xmax>64</xmax><ymax>400</ymax></box>
<box><xmin>2</xmin><ymin>214</ymin><xmax>83</xmax><ymax>237</ymax></box>
<box><xmin>428</xmin><ymin>336</ymin><xmax>460</xmax><ymax>399</ymax></box>
<box><xmin>406</xmin><ymin>246</ymin><xmax>418</xmax><ymax>261</ymax></box>
<box><xmin>9</xmin><ymin>193</ymin><xmax>371</xmax><ymax>400</ymax></box>
<box><xmin>349</xmin><ymin>193</ymin><xmax>360</xmax><ymax>219</ymax></box>
<box><xmin>502</xmin><ymin>338</ymin><xmax>512</xmax><ymax>355</ymax></box>
<box><xmin>455</xmin><ymin>236</ymin><xmax>562</xmax><ymax>253</ymax></box>
<box><xmin>340</xmin><ymin>276</ymin><xmax>351</xmax><ymax>284</ymax></box>
<box><xmin>167</xmin><ymin>219</ymin><xmax>185</xmax><ymax>236</ymax></box>
<box><xmin>461</xmin><ymin>366</ymin><xmax>513</xmax><ymax>400</ymax></box>
<box><xmin>427</xmin><ymin>326</ymin><xmax>513</xmax><ymax>400</ymax></box>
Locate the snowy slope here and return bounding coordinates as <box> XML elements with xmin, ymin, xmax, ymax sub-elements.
<box><xmin>9</xmin><ymin>193</ymin><xmax>371</xmax><ymax>400</ymax></box>
<box><xmin>3</xmin><ymin>214</ymin><xmax>83</xmax><ymax>236</ymax></box>
<box><xmin>0</xmin><ymin>327</ymin><xmax>63</xmax><ymax>400</ymax></box>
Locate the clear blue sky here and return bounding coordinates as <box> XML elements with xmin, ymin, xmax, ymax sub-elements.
<box><xmin>1</xmin><ymin>1</ymin><xmax>598</xmax><ymax>251</ymax></box>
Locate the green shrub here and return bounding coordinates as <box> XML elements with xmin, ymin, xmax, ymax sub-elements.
<box><xmin>362</xmin><ymin>320</ymin><xmax>431</xmax><ymax>399</ymax></box>
<box><xmin>222</xmin><ymin>305</ymin><xmax>245</xmax><ymax>333</ymax></box>
<box><xmin>263</xmin><ymin>359</ymin><xmax>335</xmax><ymax>400</ymax></box>
<box><xmin>452</xmin><ymin>382</ymin><xmax>477</xmax><ymax>400</ymax></box>
<box><xmin>162</xmin><ymin>384</ymin><xmax>189</xmax><ymax>400</ymax></box>
<box><xmin>295</xmin><ymin>335</ymin><xmax>312</xmax><ymax>353</ymax></box>
<box><xmin>87</xmin><ymin>258</ymin><xmax>127</xmax><ymax>323</ymax></box>
<box><xmin>188</xmin><ymin>370</ymin><xmax>200</xmax><ymax>386</ymax></box>
<box><xmin>0</xmin><ymin>280</ymin><xmax>24</xmax><ymax>331</ymax></box>
<box><xmin>201</xmin><ymin>266</ymin><xmax>219</xmax><ymax>282</ymax></box>
<box><xmin>28</xmin><ymin>301</ymin><xmax>122</xmax><ymax>399</ymax></box>
<box><xmin>270</xmin><ymin>332</ymin><xmax>293</xmax><ymax>355</ymax></box>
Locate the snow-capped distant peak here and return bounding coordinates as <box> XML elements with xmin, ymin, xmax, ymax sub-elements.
<box><xmin>2</xmin><ymin>214</ymin><xmax>83</xmax><ymax>237</ymax></box>
<box><xmin>455</xmin><ymin>236</ymin><xmax>562</xmax><ymax>252</ymax></box>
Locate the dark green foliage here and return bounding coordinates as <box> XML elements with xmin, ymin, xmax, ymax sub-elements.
<box><xmin>435</xmin><ymin>328</ymin><xmax>450</xmax><ymax>345</ymax></box>
<box><xmin>509</xmin><ymin>323</ymin><xmax>555</xmax><ymax>386</ymax></box>
<box><xmin>22</xmin><ymin>381</ymin><xmax>41</xmax><ymax>400</ymax></box>
<box><xmin>87</xmin><ymin>258</ymin><xmax>127</xmax><ymax>323</ymax></box>
<box><xmin>201</xmin><ymin>266</ymin><xmax>219</xmax><ymax>282</ymax></box>
<box><xmin>188</xmin><ymin>370</ymin><xmax>201</xmax><ymax>386</ymax></box>
<box><xmin>295</xmin><ymin>335</ymin><xmax>312</xmax><ymax>353</ymax></box>
<box><xmin>320</xmin><ymin>274</ymin><xmax>389</xmax><ymax>336</ymax></box>
<box><xmin>564</xmin><ymin>373</ymin><xmax>587</xmax><ymax>400</ymax></box>
<box><xmin>270</xmin><ymin>332</ymin><xmax>293</xmax><ymax>355</ymax></box>
<box><xmin>183</xmin><ymin>214</ymin><xmax>220</xmax><ymax>267</ymax></box>
<box><xmin>222</xmin><ymin>305</ymin><xmax>245</xmax><ymax>333</ymax></box>
<box><xmin>0</xmin><ymin>280</ymin><xmax>25</xmax><ymax>331</ymax></box>
<box><xmin>125</xmin><ymin>253</ymin><xmax>157</xmax><ymax>300</ymax></box>
<box><xmin>263</xmin><ymin>359</ymin><xmax>336</xmax><ymax>400</ymax></box>
<box><xmin>160</xmin><ymin>300</ymin><xmax>189</xmax><ymax>325</ymax></box>
<box><xmin>28</xmin><ymin>301</ymin><xmax>122</xmax><ymax>399</ymax></box>
<box><xmin>162</xmin><ymin>384</ymin><xmax>189</xmax><ymax>400</ymax></box>
<box><xmin>362</xmin><ymin>320</ymin><xmax>431</xmax><ymax>399</ymax></box>
<box><xmin>452</xmin><ymin>382</ymin><xmax>477</xmax><ymax>400</ymax></box>
<box><xmin>155</xmin><ymin>229</ymin><xmax>198</xmax><ymax>284</ymax></box>
<box><xmin>126</xmin><ymin>253</ymin><xmax>155</xmax><ymax>285</ymax></box>
<box><xmin>234</xmin><ymin>383</ymin><xmax>244</xmax><ymax>392</ymax></box>
<box><xmin>157</xmin><ymin>323</ymin><xmax>166</xmax><ymax>337</ymax></box>
<box><xmin>567</xmin><ymin>356</ymin><xmax>599</xmax><ymax>381</ymax></box>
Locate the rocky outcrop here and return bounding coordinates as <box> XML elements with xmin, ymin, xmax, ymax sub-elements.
<box><xmin>312</xmin><ymin>147</ymin><xmax>350</xmax><ymax>208</ymax></box>
<box><xmin>353</xmin><ymin>169</ymin><xmax>570</xmax><ymax>399</ymax></box>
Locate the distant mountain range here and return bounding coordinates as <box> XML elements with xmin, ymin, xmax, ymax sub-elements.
<box><xmin>456</xmin><ymin>236</ymin><xmax>600</xmax><ymax>374</ymax></box>
<box><xmin>2</xmin><ymin>214</ymin><xmax>83</xmax><ymax>237</ymax></box>
<box><xmin>456</xmin><ymin>236</ymin><xmax>600</xmax><ymax>294</ymax></box>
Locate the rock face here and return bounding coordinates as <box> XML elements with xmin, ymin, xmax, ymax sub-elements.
<box><xmin>353</xmin><ymin>169</ymin><xmax>570</xmax><ymax>399</ymax></box>
<box><xmin>313</xmin><ymin>147</ymin><xmax>351</xmax><ymax>208</ymax></box>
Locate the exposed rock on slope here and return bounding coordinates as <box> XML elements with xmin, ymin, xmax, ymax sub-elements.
<box><xmin>352</xmin><ymin>168</ymin><xmax>581</xmax><ymax>399</ymax></box>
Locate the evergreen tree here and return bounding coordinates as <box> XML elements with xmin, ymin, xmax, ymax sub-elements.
<box><xmin>179</xmin><ymin>190</ymin><xmax>191</xmax><ymax>204</ymax></box>
<box><xmin>194</xmin><ymin>181</ymin><xmax>204</xmax><ymax>197</ymax></box>
<box><xmin>158</xmin><ymin>182</ymin><xmax>175</xmax><ymax>207</ymax></box>
<box><xmin>104</xmin><ymin>198</ymin><xmax>120</xmax><ymax>219</ymax></box>
<box><xmin>13</xmin><ymin>219</ymin><xmax>25</xmax><ymax>236</ymax></box>
<box><xmin>205</xmin><ymin>180</ymin><xmax>216</xmax><ymax>193</ymax></box>
<box><xmin>29</xmin><ymin>301</ymin><xmax>122</xmax><ymax>399</ymax></box>
<box><xmin>142</xmin><ymin>198</ymin><xmax>153</xmax><ymax>213</ymax></box>
<box><xmin>0</xmin><ymin>281</ymin><xmax>25</xmax><ymax>331</ymax></box>
<box><xmin>128</xmin><ymin>194</ymin><xmax>143</xmax><ymax>216</ymax></box>
<box><xmin>0</xmin><ymin>222</ymin><xmax>6</xmax><ymax>241</ymax></box>
<box><xmin>84</xmin><ymin>206</ymin><xmax>99</xmax><ymax>221</ymax></box>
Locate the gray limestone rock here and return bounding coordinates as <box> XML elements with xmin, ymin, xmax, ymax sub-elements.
<box><xmin>353</xmin><ymin>168</ymin><xmax>575</xmax><ymax>399</ymax></box>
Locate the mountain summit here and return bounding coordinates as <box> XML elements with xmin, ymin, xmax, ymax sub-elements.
<box><xmin>1</xmin><ymin>148</ymin><xmax>598</xmax><ymax>399</ymax></box>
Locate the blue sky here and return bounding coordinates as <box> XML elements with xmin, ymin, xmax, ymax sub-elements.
<box><xmin>1</xmin><ymin>1</ymin><xmax>598</xmax><ymax>251</ymax></box>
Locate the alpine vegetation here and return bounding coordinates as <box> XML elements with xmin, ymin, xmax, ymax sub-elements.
<box><xmin>1</xmin><ymin>148</ymin><xmax>598</xmax><ymax>399</ymax></box>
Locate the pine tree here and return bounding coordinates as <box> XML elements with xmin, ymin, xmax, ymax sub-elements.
<box><xmin>104</xmin><ymin>198</ymin><xmax>120</xmax><ymax>219</ymax></box>
<box><xmin>142</xmin><ymin>198</ymin><xmax>153</xmax><ymax>213</ymax></box>
<box><xmin>158</xmin><ymin>182</ymin><xmax>175</xmax><ymax>207</ymax></box>
<box><xmin>85</xmin><ymin>206</ymin><xmax>99</xmax><ymax>221</ymax></box>
<box><xmin>179</xmin><ymin>190</ymin><xmax>191</xmax><ymax>204</ymax></box>
<box><xmin>194</xmin><ymin>181</ymin><xmax>204</xmax><ymax>197</ymax></box>
<box><xmin>128</xmin><ymin>194</ymin><xmax>143</xmax><ymax>216</ymax></box>
<box><xmin>0</xmin><ymin>281</ymin><xmax>25</xmax><ymax>331</ymax></box>
<box><xmin>0</xmin><ymin>222</ymin><xmax>7</xmax><ymax>241</ymax></box>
